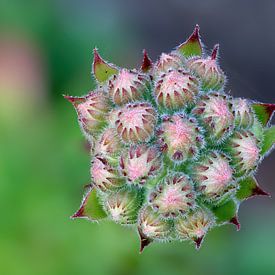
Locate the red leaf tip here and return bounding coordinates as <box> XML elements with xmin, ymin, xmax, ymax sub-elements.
<box><xmin>230</xmin><ymin>216</ymin><xmax>241</xmax><ymax>231</ymax></box>
<box><xmin>190</xmin><ymin>24</ymin><xmax>200</xmax><ymax>41</ymax></box>
<box><xmin>211</xmin><ymin>44</ymin><xmax>219</xmax><ymax>60</ymax></box>
<box><xmin>71</xmin><ymin>206</ymin><xmax>85</xmax><ymax>219</ymax></box>
<box><xmin>194</xmin><ymin>235</ymin><xmax>204</xmax><ymax>249</ymax></box>
<box><xmin>141</xmin><ymin>49</ymin><xmax>152</xmax><ymax>72</ymax></box>
<box><xmin>63</xmin><ymin>95</ymin><xmax>85</xmax><ymax>106</ymax></box>
<box><xmin>138</xmin><ymin>227</ymin><xmax>152</xmax><ymax>253</ymax></box>
<box><xmin>93</xmin><ymin>48</ymin><xmax>103</xmax><ymax>65</ymax></box>
<box><xmin>252</xmin><ymin>186</ymin><xmax>271</xmax><ymax>198</ymax></box>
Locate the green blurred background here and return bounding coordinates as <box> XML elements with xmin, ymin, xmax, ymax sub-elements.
<box><xmin>0</xmin><ymin>1</ymin><xmax>275</xmax><ymax>274</ymax></box>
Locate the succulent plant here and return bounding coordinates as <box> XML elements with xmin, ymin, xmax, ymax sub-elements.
<box><xmin>66</xmin><ymin>25</ymin><xmax>275</xmax><ymax>252</ymax></box>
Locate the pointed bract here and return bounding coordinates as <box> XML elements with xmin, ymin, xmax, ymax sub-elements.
<box><xmin>252</xmin><ymin>103</ymin><xmax>275</xmax><ymax>126</ymax></box>
<box><xmin>236</xmin><ymin>176</ymin><xmax>270</xmax><ymax>201</ymax></box>
<box><xmin>141</xmin><ymin>49</ymin><xmax>153</xmax><ymax>73</ymax></box>
<box><xmin>138</xmin><ymin>226</ymin><xmax>153</xmax><ymax>253</ymax></box>
<box><xmin>177</xmin><ymin>24</ymin><xmax>203</xmax><ymax>58</ymax></box>
<box><xmin>93</xmin><ymin>48</ymin><xmax>118</xmax><ymax>83</ymax></box>
<box><xmin>71</xmin><ymin>186</ymin><xmax>107</xmax><ymax>221</ymax></box>
<box><xmin>229</xmin><ymin>216</ymin><xmax>241</xmax><ymax>231</ymax></box>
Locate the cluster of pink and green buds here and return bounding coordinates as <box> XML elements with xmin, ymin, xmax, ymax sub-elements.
<box><xmin>65</xmin><ymin>25</ymin><xmax>275</xmax><ymax>252</ymax></box>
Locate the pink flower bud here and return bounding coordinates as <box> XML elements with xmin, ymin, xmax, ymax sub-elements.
<box><xmin>138</xmin><ymin>206</ymin><xmax>172</xmax><ymax>240</ymax></box>
<box><xmin>148</xmin><ymin>173</ymin><xmax>196</xmax><ymax>218</ymax></box>
<box><xmin>120</xmin><ymin>145</ymin><xmax>161</xmax><ymax>185</ymax></box>
<box><xmin>95</xmin><ymin>128</ymin><xmax>123</xmax><ymax>157</ymax></box>
<box><xmin>91</xmin><ymin>156</ymin><xmax>124</xmax><ymax>192</ymax></box>
<box><xmin>154</xmin><ymin>52</ymin><xmax>183</xmax><ymax>75</ymax></box>
<box><xmin>187</xmin><ymin>44</ymin><xmax>225</xmax><ymax>91</ymax></box>
<box><xmin>192</xmin><ymin>93</ymin><xmax>234</xmax><ymax>142</ymax></box>
<box><xmin>158</xmin><ymin>114</ymin><xmax>203</xmax><ymax>162</ymax></box>
<box><xmin>192</xmin><ymin>151</ymin><xmax>234</xmax><ymax>200</ymax></box>
<box><xmin>154</xmin><ymin>69</ymin><xmax>199</xmax><ymax>110</ymax></box>
<box><xmin>226</xmin><ymin>130</ymin><xmax>260</xmax><ymax>177</ymax></box>
<box><xmin>115</xmin><ymin>103</ymin><xmax>157</xmax><ymax>143</ymax></box>
<box><xmin>108</xmin><ymin>69</ymin><xmax>148</xmax><ymax>105</ymax></box>
<box><xmin>233</xmin><ymin>98</ymin><xmax>254</xmax><ymax>129</ymax></box>
<box><xmin>64</xmin><ymin>89</ymin><xmax>111</xmax><ymax>138</ymax></box>
<box><xmin>175</xmin><ymin>208</ymin><xmax>214</xmax><ymax>249</ymax></box>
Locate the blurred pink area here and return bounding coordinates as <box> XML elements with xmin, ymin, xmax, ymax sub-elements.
<box><xmin>0</xmin><ymin>34</ymin><xmax>48</xmax><ymax>109</ymax></box>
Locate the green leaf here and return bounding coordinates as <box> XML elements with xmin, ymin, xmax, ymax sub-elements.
<box><xmin>236</xmin><ymin>176</ymin><xmax>270</xmax><ymax>201</ymax></box>
<box><xmin>177</xmin><ymin>25</ymin><xmax>202</xmax><ymax>58</ymax></box>
<box><xmin>211</xmin><ymin>200</ymin><xmax>237</xmax><ymax>223</ymax></box>
<box><xmin>251</xmin><ymin>103</ymin><xmax>275</xmax><ymax>126</ymax></box>
<box><xmin>261</xmin><ymin>126</ymin><xmax>275</xmax><ymax>155</ymax></box>
<box><xmin>92</xmin><ymin>48</ymin><xmax>118</xmax><ymax>83</ymax></box>
<box><xmin>71</xmin><ymin>185</ymin><xmax>107</xmax><ymax>220</ymax></box>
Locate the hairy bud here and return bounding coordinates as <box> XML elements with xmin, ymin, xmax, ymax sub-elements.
<box><xmin>68</xmin><ymin>26</ymin><xmax>274</xmax><ymax>252</ymax></box>
<box><xmin>187</xmin><ymin>44</ymin><xmax>225</xmax><ymax>91</ymax></box>
<box><xmin>104</xmin><ymin>188</ymin><xmax>141</xmax><ymax>224</ymax></box>
<box><xmin>148</xmin><ymin>173</ymin><xmax>195</xmax><ymax>218</ymax></box>
<box><xmin>154</xmin><ymin>69</ymin><xmax>199</xmax><ymax>110</ymax></box>
<box><xmin>158</xmin><ymin>114</ymin><xmax>203</xmax><ymax>162</ymax></box>
<box><xmin>175</xmin><ymin>208</ymin><xmax>214</xmax><ymax>248</ymax></box>
<box><xmin>109</xmin><ymin>69</ymin><xmax>148</xmax><ymax>105</ymax></box>
<box><xmin>120</xmin><ymin>145</ymin><xmax>162</xmax><ymax>185</ymax></box>
<box><xmin>115</xmin><ymin>103</ymin><xmax>157</xmax><ymax>143</ymax></box>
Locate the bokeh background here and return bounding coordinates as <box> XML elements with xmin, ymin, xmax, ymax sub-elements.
<box><xmin>1</xmin><ymin>1</ymin><xmax>275</xmax><ymax>274</ymax></box>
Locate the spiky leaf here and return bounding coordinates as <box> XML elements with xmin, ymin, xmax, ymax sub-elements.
<box><xmin>177</xmin><ymin>25</ymin><xmax>202</xmax><ymax>58</ymax></box>
<box><xmin>236</xmin><ymin>177</ymin><xmax>270</xmax><ymax>201</ymax></box>
<box><xmin>71</xmin><ymin>186</ymin><xmax>107</xmax><ymax>220</ymax></box>
<box><xmin>252</xmin><ymin>103</ymin><xmax>275</xmax><ymax>126</ymax></box>
<box><xmin>211</xmin><ymin>200</ymin><xmax>237</xmax><ymax>223</ymax></box>
<box><xmin>93</xmin><ymin>49</ymin><xmax>118</xmax><ymax>83</ymax></box>
<box><xmin>261</xmin><ymin>126</ymin><xmax>275</xmax><ymax>155</ymax></box>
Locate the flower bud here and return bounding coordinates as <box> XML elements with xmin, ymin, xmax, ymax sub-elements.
<box><xmin>175</xmin><ymin>208</ymin><xmax>214</xmax><ymax>248</ymax></box>
<box><xmin>154</xmin><ymin>69</ymin><xmax>199</xmax><ymax>110</ymax></box>
<box><xmin>192</xmin><ymin>151</ymin><xmax>234</xmax><ymax>201</ymax></box>
<box><xmin>91</xmin><ymin>156</ymin><xmax>125</xmax><ymax>192</ymax></box>
<box><xmin>148</xmin><ymin>173</ymin><xmax>196</xmax><ymax>218</ymax></box>
<box><xmin>187</xmin><ymin>44</ymin><xmax>225</xmax><ymax>91</ymax></box>
<box><xmin>225</xmin><ymin>130</ymin><xmax>261</xmax><ymax>177</ymax></box>
<box><xmin>120</xmin><ymin>145</ymin><xmax>162</xmax><ymax>185</ymax></box>
<box><xmin>108</xmin><ymin>69</ymin><xmax>148</xmax><ymax>105</ymax></box>
<box><xmin>138</xmin><ymin>206</ymin><xmax>172</xmax><ymax>240</ymax></box>
<box><xmin>232</xmin><ymin>98</ymin><xmax>254</xmax><ymax>129</ymax></box>
<box><xmin>104</xmin><ymin>188</ymin><xmax>141</xmax><ymax>224</ymax></box>
<box><xmin>95</xmin><ymin>128</ymin><xmax>123</xmax><ymax>158</ymax></box>
<box><xmin>115</xmin><ymin>102</ymin><xmax>157</xmax><ymax>143</ymax></box>
<box><xmin>154</xmin><ymin>52</ymin><xmax>183</xmax><ymax>76</ymax></box>
<box><xmin>158</xmin><ymin>114</ymin><xmax>203</xmax><ymax>162</ymax></box>
<box><xmin>64</xmin><ymin>89</ymin><xmax>111</xmax><ymax>138</ymax></box>
<box><xmin>192</xmin><ymin>93</ymin><xmax>234</xmax><ymax>142</ymax></box>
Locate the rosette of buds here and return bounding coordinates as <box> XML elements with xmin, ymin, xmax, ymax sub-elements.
<box><xmin>66</xmin><ymin>25</ymin><xmax>275</xmax><ymax>252</ymax></box>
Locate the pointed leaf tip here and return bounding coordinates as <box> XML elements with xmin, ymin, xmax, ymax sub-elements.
<box><xmin>92</xmin><ymin>48</ymin><xmax>118</xmax><ymax>83</ymax></box>
<box><xmin>236</xmin><ymin>176</ymin><xmax>270</xmax><ymax>201</ymax></box>
<box><xmin>141</xmin><ymin>49</ymin><xmax>152</xmax><ymax>73</ymax></box>
<box><xmin>252</xmin><ymin>103</ymin><xmax>275</xmax><ymax>126</ymax></box>
<box><xmin>71</xmin><ymin>185</ymin><xmax>107</xmax><ymax>221</ymax></box>
<box><xmin>138</xmin><ymin>227</ymin><xmax>152</xmax><ymax>253</ymax></box>
<box><xmin>194</xmin><ymin>235</ymin><xmax>204</xmax><ymax>249</ymax></box>
<box><xmin>63</xmin><ymin>95</ymin><xmax>86</xmax><ymax>106</ymax></box>
<box><xmin>211</xmin><ymin>44</ymin><xmax>219</xmax><ymax>60</ymax></box>
<box><xmin>251</xmin><ymin>185</ymin><xmax>271</xmax><ymax>198</ymax></box>
<box><xmin>177</xmin><ymin>25</ymin><xmax>202</xmax><ymax>58</ymax></box>
<box><xmin>230</xmin><ymin>216</ymin><xmax>241</xmax><ymax>231</ymax></box>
